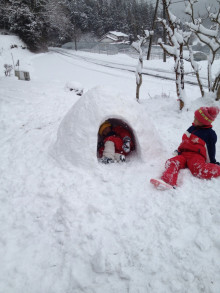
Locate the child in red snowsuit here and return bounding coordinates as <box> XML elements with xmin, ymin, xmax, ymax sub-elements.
<box><xmin>98</xmin><ymin>121</ymin><xmax>134</xmax><ymax>163</ymax></box>
<box><xmin>151</xmin><ymin>106</ymin><xmax>220</xmax><ymax>189</ymax></box>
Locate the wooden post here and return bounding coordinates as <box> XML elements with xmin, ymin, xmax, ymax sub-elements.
<box><xmin>147</xmin><ymin>0</ymin><xmax>159</xmax><ymax>60</ymax></box>
<box><xmin>217</xmin><ymin>85</ymin><xmax>220</xmax><ymax>101</ymax></box>
<box><xmin>11</xmin><ymin>53</ymin><xmax>15</xmax><ymax>73</ymax></box>
<box><xmin>163</xmin><ymin>1</ymin><xmax>166</xmax><ymax>62</ymax></box>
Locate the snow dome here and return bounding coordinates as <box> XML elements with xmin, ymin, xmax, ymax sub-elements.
<box><xmin>52</xmin><ymin>86</ymin><xmax>163</xmax><ymax>167</ymax></box>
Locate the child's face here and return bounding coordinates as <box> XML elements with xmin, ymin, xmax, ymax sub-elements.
<box><xmin>194</xmin><ymin>117</ymin><xmax>205</xmax><ymax>126</ymax></box>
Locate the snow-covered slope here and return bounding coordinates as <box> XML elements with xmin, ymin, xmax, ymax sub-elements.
<box><xmin>1</xmin><ymin>35</ymin><xmax>220</xmax><ymax>293</ymax></box>
<box><xmin>0</xmin><ymin>35</ymin><xmax>33</xmax><ymax>76</ymax></box>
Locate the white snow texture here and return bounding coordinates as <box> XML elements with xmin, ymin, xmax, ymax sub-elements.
<box><xmin>1</xmin><ymin>35</ymin><xmax>220</xmax><ymax>293</ymax></box>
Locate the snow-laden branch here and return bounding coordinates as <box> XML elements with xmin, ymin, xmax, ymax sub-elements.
<box><xmin>132</xmin><ymin>30</ymin><xmax>153</xmax><ymax>101</ymax></box>
<box><xmin>185</xmin><ymin>0</ymin><xmax>220</xmax><ymax>95</ymax></box>
<box><xmin>158</xmin><ymin>0</ymin><xmax>190</xmax><ymax>109</ymax></box>
<box><xmin>186</xmin><ymin>22</ymin><xmax>218</xmax><ymax>38</ymax></box>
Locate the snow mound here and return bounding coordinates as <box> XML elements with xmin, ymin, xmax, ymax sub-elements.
<box><xmin>52</xmin><ymin>86</ymin><xmax>164</xmax><ymax>167</ymax></box>
<box><xmin>0</xmin><ymin>34</ymin><xmax>26</xmax><ymax>50</ymax></box>
<box><xmin>65</xmin><ymin>81</ymin><xmax>84</xmax><ymax>96</ymax></box>
<box><xmin>0</xmin><ymin>34</ymin><xmax>33</xmax><ymax>77</ymax></box>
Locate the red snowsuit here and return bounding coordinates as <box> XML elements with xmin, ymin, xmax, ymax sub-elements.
<box><xmin>161</xmin><ymin>124</ymin><xmax>220</xmax><ymax>186</ymax></box>
<box><xmin>99</xmin><ymin>126</ymin><xmax>134</xmax><ymax>158</ymax></box>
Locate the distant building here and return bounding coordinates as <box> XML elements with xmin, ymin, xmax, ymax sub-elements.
<box><xmin>62</xmin><ymin>42</ymin><xmax>75</xmax><ymax>49</ymax></box>
<box><xmin>99</xmin><ymin>31</ymin><xmax>129</xmax><ymax>44</ymax></box>
<box><xmin>193</xmin><ymin>51</ymin><xmax>207</xmax><ymax>61</ymax></box>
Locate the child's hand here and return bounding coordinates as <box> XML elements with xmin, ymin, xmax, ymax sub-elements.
<box><xmin>122</xmin><ymin>136</ymin><xmax>131</xmax><ymax>153</ymax></box>
<box><xmin>100</xmin><ymin>157</ymin><xmax>114</xmax><ymax>164</ymax></box>
<box><xmin>173</xmin><ymin>150</ymin><xmax>179</xmax><ymax>156</ymax></box>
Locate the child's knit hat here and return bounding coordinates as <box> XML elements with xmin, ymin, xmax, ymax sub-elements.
<box><xmin>194</xmin><ymin>106</ymin><xmax>220</xmax><ymax>125</ymax></box>
<box><xmin>99</xmin><ymin>121</ymin><xmax>112</xmax><ymax>135</ymax></box>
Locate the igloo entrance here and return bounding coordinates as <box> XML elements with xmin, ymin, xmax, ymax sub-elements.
<box><xmin>97</xmin><ymin>118</ymin><xmax>136</xmax><ymax>161</ymax></box>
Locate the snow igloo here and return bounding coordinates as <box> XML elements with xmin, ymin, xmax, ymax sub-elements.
<box><xmin>53</xmin><ymin>86</ymin><xmax>163</xmax><ymax>168</ymax></box>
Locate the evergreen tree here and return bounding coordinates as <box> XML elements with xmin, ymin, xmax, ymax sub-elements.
<box><xmin>0</xmin><ymin>0</ymin><xmax>162</xmax><ymax>49</ymax></box>
<box><xmin>42</xmin><ymin>0</ymin><xmax>73</xmax><ymax>46</ymax></box>
<box><xmin>6</xmin><ymin>0</ymin><xmax>46</xmax><ymax>51</ymax></box>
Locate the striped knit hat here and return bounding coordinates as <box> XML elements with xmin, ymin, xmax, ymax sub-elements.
<box><xmin>194</xmin><ymin>107</ymin><xmax>220</xmax><ymax>125</ymax></box>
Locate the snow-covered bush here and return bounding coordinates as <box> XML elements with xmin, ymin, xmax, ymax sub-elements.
<box><xmin>4</xmin><ymin>64</ymin><xmax>13</xmax><ymax>76</ymax></box>
<box><xmin>5</xmin><ymin>1</ymin><xmax>46</xmax><ymax>52</ymax></box>
<box><xmin>10</xmin><ymin>44</ymin><xmax>18</xmax><ymax>49</ymax></box>
<box><xmin>65</xmin><ymin>81</ymin><xmax>84</xmax><ymax>96</ymax></box>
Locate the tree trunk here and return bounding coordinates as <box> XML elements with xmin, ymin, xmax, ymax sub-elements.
<box><xmin>196</xmin><ymin>71</ymin><xmax>205</xmax><ymax>97</ymax></box>
<box><xmin>188</xmin><ymin>46</ymin><xmax>204</xmax><ymax>97</ymax></box>
<box><xmin>207</xmin><ymin>57</ymin><xmax>212</xmax><ymax>92</ymax></box>
<box><xmin>180</xmin><ymin>44</ymin><xmax>184</xmax><ymax>91</ymax></box>
<box><xmin>214</xmin><ymin>74</ymin><xmax>220</xmax><ymax>90</ymax></box>
<box><xmin>74</xmin><ymin>36</ymin><xmax>77</xmax><ymax>51</ymax></box>
<box><xmin>136</xmin><ymin>74</ymin><xmax>142</xmax><ymax>102</ymax></box>
<box><xmin>216</xmin><ymin>84</ymin><xmax>220</xmax><ymax>101</ymax></box>
<box><xmin>147</xmin><ymin>0</ymin><xmax>159</xmax><ymax>60</ymax></box>
<box><xmin>175</xmin><ymin>57</ymin><xmax>184</xmax><ymax>110</ymax></box>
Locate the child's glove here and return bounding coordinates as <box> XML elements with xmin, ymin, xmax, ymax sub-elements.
<box><xmin>114</xmin><ymin>153</ymin><xmax>126</xmax><ymax>162</ymax></box>
<box><xmin>122</xmin><ymin>136</ymin><xmax>131</xmax><ymax>153</ymax></box>
<box><xmin>120</xmin><ymin>154</ymin><xmax>126</xmax><ymax>162</ymax></box>
<box><xmin>101</xmin><ymin>157</ymin><xmax>114</xmax><ymax>164</ymax></box>
<box><xmin>173</xmin><ymin>150</ymin><xmax>179</xmax><ymax>156</ymax></box>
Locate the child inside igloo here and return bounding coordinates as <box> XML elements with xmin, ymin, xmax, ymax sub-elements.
<box><xmin>97</xmin><ymin>118</ymin><xmax>135</xmax><ymax>163</ymax></box>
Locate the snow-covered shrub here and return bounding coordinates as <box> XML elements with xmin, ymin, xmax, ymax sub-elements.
<box><xmin>10</xmin><ymin>44</ymin><xmax>18</xmax><ymax>49</ymax></box>
<box><xmin>4</xmin><ymin>64</ymin><xmax>13</xmax><ymax>76</ymax></box>
<box><xmin>6</xmin><ymin>1</ymin><xmax>46</xmax><ymax>52</ymax></box>
<box><xmin>65</xmin><ymin>81</ymin><xmax>84</xmax><ymax>96</ymax></box>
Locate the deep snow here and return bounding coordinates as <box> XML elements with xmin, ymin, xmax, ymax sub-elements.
<box><xmin>1</xmin><ymin>35</ymin><xmax>220</xmax><ymax>293</ymax></box>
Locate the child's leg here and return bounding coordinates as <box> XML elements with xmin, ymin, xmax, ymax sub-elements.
<box><xmin>187</xmin><ymin>154</ymin><xmax>220</xmax><ymax>179</ymax></box>
<box><xmin>103</xmin><ymin>141</ymin><xmax>115</xmax><ymax>160</ymax></box>
<box><xmin>161</xmin><ymin>155</ymin><xmax>187</xmax><ymax>186</ymax></box>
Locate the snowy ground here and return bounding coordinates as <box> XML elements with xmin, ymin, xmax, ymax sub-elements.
<box><xmin>1</xmin><ymin>35</ymin><xmax>220</xmax><ymax>293</ymax></box>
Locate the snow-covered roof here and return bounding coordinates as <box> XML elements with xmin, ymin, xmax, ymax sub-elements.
<box><xmin>104</xmin><ymin>35</ymin><xmax>118</xmax><ymax>41</ymax></box>
<box><xmin>109</xmin><ymin>31</ymin><xmax>129</xmax><ymax>37</ymax></box>
<box><xmin>99</xmin><ymin>31</ymin><xmax>129</xmax><ymax>42</ymax></box>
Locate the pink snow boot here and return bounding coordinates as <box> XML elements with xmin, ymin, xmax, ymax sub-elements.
<box><xmin>150</xmin><ymin>178</ymin><xmax>175</xmax><ymax>190</ymax></box>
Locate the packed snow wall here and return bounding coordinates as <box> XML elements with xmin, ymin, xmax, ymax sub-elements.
<box><xmin>52</xmin><ymin>86</ymin><xmax>164</xmax><ymax>168</ymax></box>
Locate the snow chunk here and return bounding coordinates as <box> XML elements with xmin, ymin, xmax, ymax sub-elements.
<box><xmin>91</xmin><ymin>249</ymin><xmax>106</xmax><ymax>273</ymax></box>
<box><xmin>65</xmin><ymin>81</ymin><xmax>84</xmax><ymax>96</ymax></box>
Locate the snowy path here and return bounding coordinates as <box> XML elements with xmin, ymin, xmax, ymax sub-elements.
<box><xmin>50</xmin><ymin>48</ymin><xmax>209</xmax><ymax>86</ymax></box>
<box><xmin>1</xmin><ymin>45</ymin><xmax>220</xmax><ymax>293</ymax></box>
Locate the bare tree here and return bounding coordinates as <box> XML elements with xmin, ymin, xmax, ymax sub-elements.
<box><xmin>132</xmin><ymin>30</ymin><xmax>153</xmax><ymax>102</ymax></box>
<box><xmin>72</xmin><ymin>26</ymin><xmax>82</xmax><ymax>51</ymax></box>
<box><xmin>158</xmin><ymin>0</ymin><xmax>191</xmax><ymax>110</ymax></box>
<box><xmin>187</xmin><ymin>44</ymin><xmax>205</xmax><ymax>97</ymax></box>
<box><xmin>185</xmin><ymin>0</ymin><xmax>220</xmax><ymax>100</ymax></box>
